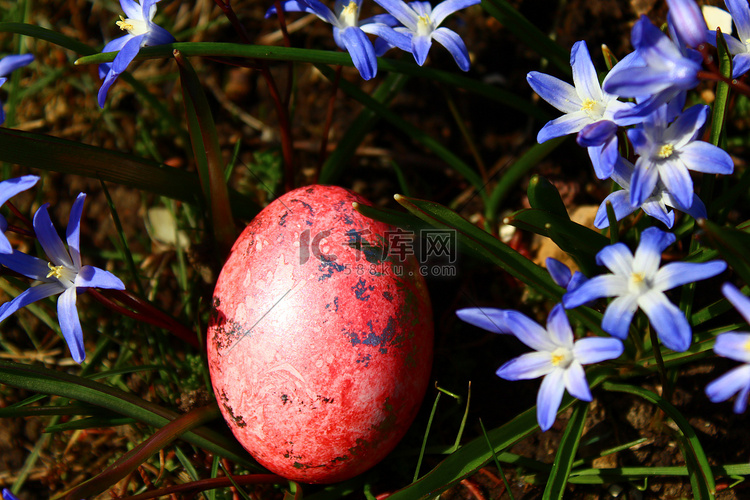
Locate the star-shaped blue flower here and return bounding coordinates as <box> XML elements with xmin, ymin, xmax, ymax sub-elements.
<box><xmin>266</xmin><ymin>0</ymin><xmax>398</xmax><ymax>80</ymax></box>
<box><xmin>457</xmin><ymin>303</ymin><xmax>623</xmax><ymax>431</ymax></box>
<box><xmin>0</xmin><ymin>193</ymin><xmax>125</xmax><ymax>363</ymax></box>
<box><xmin>564</xmin><ymin>227</ymin><xmax>727</xmax><ymax>352</ymax></box>
<box><xmin>98</xmin><ymin>0</ymin><xmax>175</xmax><ymax>107</ymax></box>
<box><xmin>527</xmin><ymin>41</ymin><xmax>637</xmax><ymax>179</ymax></box>
<box><xmin>0</xmin><ymin>175</ymin><xmax>39</xmax><ymax>254</ymax></box>
<box><xmin>705</xmin><ymin>283</ymin><xmax>750</xmax><ymax>413</ymax></box>
<box><xmin>626</xmin><ymin>104</ymin><xmax>733</xmax><ymax>209</ymax></box>
<box><xmin>593</xmin><ymin>156</ymin><xmax>707</xmax><ymax>229</ymax></box>
<box><xmin>0</xmin><ymin>54</ymin><xmax>34</xmax><ymax>124</ymax></box>
<box><xmin>370</xmin><ymin>0</ymin><xmax>479</xmax><ymax>71</ymax></box>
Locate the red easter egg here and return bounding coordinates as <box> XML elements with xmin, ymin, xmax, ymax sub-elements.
<box><xmin>207</xmin><ymin>185</ymin><xmax>433</xmax><ymax>483</ymax></box>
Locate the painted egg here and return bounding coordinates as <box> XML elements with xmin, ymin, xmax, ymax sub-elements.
<box><xmin>207</xmin><ymin>185</ymin><xmax>434</xmax><ymax>483</ymax></box>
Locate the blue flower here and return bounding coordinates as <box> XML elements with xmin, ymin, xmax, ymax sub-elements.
<box><xmin>626</xmin><ymin>104</ymin><xmax>733</xmax><ymax>209</ymax></box>
<box><xmin>705</xmin><ymin>283</ymin><xmax>750</xmax><ymax>413</ymax></box>
<box><xmin>666</xmin><ymin>0</ymin><xmax>708</xmax><ymax>48</ymax></box>
<box><xmin>458</xmin><ymin>304</ymin><xmax>623</xmax><ymax>431</ymax></box>
<box><xmin>593</xmin><ymin>156</ymin><xmax>707</xmax><ymax>229</ymax></box>
<box><xmin>0</xmin><ymin>193</ymin><xmax>125</xmax><ymax>363</ymax></box>
<box><xmin>604</xmin><ymin>16</ymin><xmax>703</xmax><ymax>119</ymax></box>
<box><xmin>563</xmin><ymin>227</ymin><xmax>726</xmax><ymax>352</ymax></box>
<box><xmin>707</xmin><ymin>0</ymin><xmax>750</xmax><ymax>77</ymax></box>
<box><xmin>526</xmin><ymin>41</ymin><xmax>637</xmax><ymax>179</ymax></box>
<box><xmin>370</xmin><ymin>0</ymin><xmax>479</xmax><ymax>71</ymax></box>
<box><xmin>266</xmin><ymin>0</ymin><xmax>397</xmax><ymax>80</ymax></box>
<box><xmin>0</xmin><ymin>54</ymin><xmax>34</xmax><ymax>124</ymax></box>
<box><xmin>0</xmin><ymin>175</ymin><xmax>39</xmax><ymax>254</ymax></box>
<box><xmin>98</xmin><ymin>0</ymin><xmax>175</xmax><ymax>108</ymax></box>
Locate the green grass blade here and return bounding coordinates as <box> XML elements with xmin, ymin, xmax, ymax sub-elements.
<box><xmin>543</xmin><ymin>402</ymin><xmax>588</xmax><ymax>500</ymax></box>
<box><xmin>318</xmin><ymin>73</ymin><xmax>409</xmax><ymax>184</ymax></box>
<box><xmin>602</xmin><ymin>382</ymin><xmax>715</xmax><ymax>498</ymax></box>
<box><xmin>393</xmin><ymin>194</ymin><xmax>605</xmax><ymax>334</ymax></box>
<box><xmin>485</xmin><ymin>138</ymin><xmax>566</xmax><ymax>224</ymax></box>
<box><xmin>75</xmin><ymin>42</ymin><xmax>546</xmax><ymax>119</ymax></box>
<box><xmin>388</xmin><ymin>368</ymin><xmax>611</xmax><ymax>499</ymax></box>
<box><xmin>175</xmin><ymin>50</ymin><xmax>237</xmax><ymax>257</ymax></box>
<box><xmin>0</xmin><ymin>128</ymin><xmax>258</xmax><ymax>219</ymax></box>
<box><xmin>0</xmin><ymin>360</ymin><xmax>258</xmax><ymax>470</ymax></box>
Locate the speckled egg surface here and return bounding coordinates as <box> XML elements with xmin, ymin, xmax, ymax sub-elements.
<box><xmin>207</xmin><ymin>185</ymin><xmax>433</xmax><ymax>483</ymax></box>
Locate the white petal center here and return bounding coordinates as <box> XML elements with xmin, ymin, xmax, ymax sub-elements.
<box><xmin>116</xmin><ymin>15</ymin><xmax>149</xmax><ymax>36</ymax></box>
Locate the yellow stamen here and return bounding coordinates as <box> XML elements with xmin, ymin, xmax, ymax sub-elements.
<box><xmin>116</xmin><ymin>15</ymin><xmax>134</xmax><ymax>32</ymax></box>
<box><xmin>657</xmin><ymin>144</ymin><xmax>674</xmax><ymax>159</ymax></box>
<box><xmin>46</xmin><ymin>262</ymin><xmax>65</xmax><ymax>279</ymax></box>
<box><xmin>581</xmin><ymin>98</ymin><xmax>596</xmax><ymax>112</ymax></box>
<box><xmin>551</xmin><ymin>353</ymin><xmax>565</xmax><ymax>366</ymax></box>
<box><xmin>340</xmin><ymin>1</ymin><xmax>358</xmax><ymax>26</ymax></box>
<box><xmin>417</xmin><ymin>14</ymin><xmax>432</xmax><ymax>36</ymax></box>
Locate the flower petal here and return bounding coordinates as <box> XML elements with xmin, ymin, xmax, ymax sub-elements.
<box><xmin>629</xmin><ymin>156</ymin><xmax>660</xmax><ymax>207</ymax></box>
<box><xmin>411</xmin><ymin>33</ymin><xmax>432</xmax><ymax>66</ymax></box>
<box><xmin>722</xmin><ymin>282</ymin><xmax>750</xmax><ymax>326</ymax></box>
<box><xmin>363</xmin><ymin>24</ymin><xmax>412</xmax><ymax>52</ymax></box>
<box><xmin>594</xmin><ymin>191</ymin><xmax>637</xmax><ymax>229</ymax></box>
<box><xmin>537</xmin><ymin>369</ymin><xmax>565</xmax><ymax>431</ymax></box>
<box><xmin>666</xmin><ymin>0</ymin><xmax>708</xmax><ymax>47</ymax></box>
<box><xmin>496</xmin><ymin>351</ymin><xmax>555</xmax><ymax>381</ymax></box>
<box><xmin>732</xmin><ymin>53</ymin><xmax>750</xmax><ymax>78</ymax></box>
<box><xmin>503</xmin><ymin>310</ymin><xmax>557</xmax><ymax>351</ymax></box>
<box><xmin>58</xmin><ymin>287</ymin><xmax>85</xmax><ymax>363</ymax></box>
<box><xmin>705</xmin><ymin>364</ymin><xmax>750</xmax><ymax>410</ymax></box>
<box><xmin>653</xmin><ymin>260</ymin><xmax>726</xmax><ymax>291</ymax></box>
<box><xmin>546</xmin><ymin>257</ymin><xmax>572</xmax><ymax>288</ymax></box>
<box><xmin>526</xmin><ymin>71</ymin><xmax>580</xmax><ymax>113</ymax></box>
<box><xmin>546</xmin><ymin>303</ymin><xmax>573</xmax><ymax>348</ymax></box>
<box><xmin>596</xmin><ymin>242</ymin><xmax>634</xmax><ymax>275</ymax></box>
<box><xmin>76</xmin><ymin>265</ymin><xmax>126</xmax><ymax>290</ymax></box>
<box><xmin>679</xmin><ymin>141</ymin><xmax>734</xmax><ymax>174</ymax></box>
<box><xmin>0</xmin><ymin>175</ymin><xmax>39</xmax><ymax>207</ymax></box>
<box><xmin>658</xmin><ymin>158</ymin><xmax>694</xmax><ymax>209</ymax></box>
<box><xmin>119</xmin><ymin>0</ymin><xmax>143</xmax><ymax>20</ymax></box>
<box><xmin>563</xmin><ymin>361</ymin><xmax>592</xmax><ymax>401</ymax></box>
<box><xmin>338</xmin><ymin>26</ymin><xmax>378</xmax><ymax>80</ymax></box>
<box><xmin>577</xmin><ymin>120</ymin><xmax>617</xmax><ymax>147</ymax></box>
<box><xmin>570</xmin><ymin>41</ymin><xmax>603</xmax><ymax>102</ymax></box>
<box><xmin>574</xmin><ymin>337</ymin><xmax>624</xmax><ymax>364</ymax></box>
<box><xmin>601</xmin><ymin>294</ymin><xmax>639</xmax><ymax>339</ymax></box>
<box><xmin>0</xmin><ymin>54</ymin><xmax>34</xmax><ymax>77</ymax></box>
<box><xmin>373</xmin><ymin>0</ymin><xmax>417</xmax><ymax>30</ymax></box>
<box><xmin>456</xmin><ymin>307</ymin><xmax>512</xmax><ymax>334</ymax></box>
<box><xmin>33</xmin><ymin>204</ymin><xmax>73</xmax><ymax>268</ymax></box>
<box><xmin>0</xmin><ymin>282</ymin><xmax>63</xmax><ymax>325</ymax></box>
<box><xmin>727</xmin><ymin>0</ymin><xmax>750</xmax><ymax>43</ymax></box>
<box><xmin>632</xmin><ymin>227</ymin><xmax>674</xmax><ymax>277</ymax></box>
<box><xmin>66</xmin><ymin>193</ymin><xmax>86</xmax><ymax>270</ymax></box>
<box><xmin>432</xmin><ymin>27</ymin><xmax>471</xmax><ymax>71</ymax></box>
<box><xmin>563</xmin><ymin>274</ymin><xmax>628</xmax><ymax>309</ymax></box>
<box><xmin>537</xmin><ymin>111</ymin><xmax>591</xmax><ymax>143</ymax></box>
<box><xmin>431</xmin><ymin>0</ymin><xmax>479</xmax><ymax>26</ymax></box>
<box><xmin>0</xmin><ymin>250</ymin><xmax>52</xmax><ymax>281</ymax></box>
<box><xmin>639</xmin><ymin>290</ymin><xmax>692</xmax><ymax>351</ymax></box>
<box><xmin>713</xmin><ymin>332</ymin><xmax>750</xmax><ymax>364</ymax></box>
